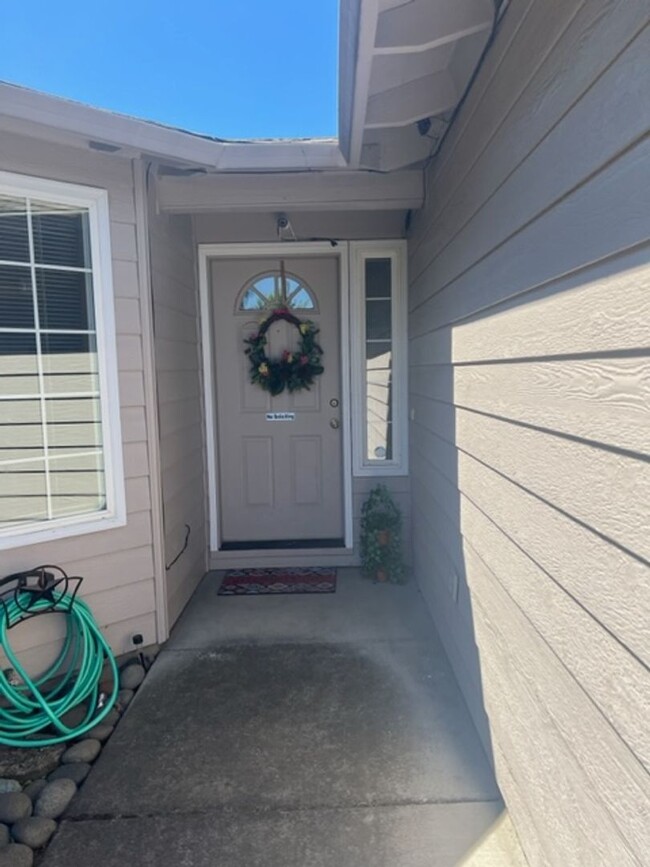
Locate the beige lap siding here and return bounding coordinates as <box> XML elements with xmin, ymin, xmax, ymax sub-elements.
<box><xmin>0</xmin><ymin>132</ymin><xmax>157</xmax><ymax>674</ymax></box>
<box><xmin>407</xmin><ymin>0</ymin><xmax>650</xmax><ymax>865</ymax></box>
<box><xmin>147</xmin><ymin>172</ymin><xmax>207</xmax><ymax>628</ymax></box>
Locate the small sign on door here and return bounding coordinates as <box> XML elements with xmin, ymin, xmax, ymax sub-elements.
<box><xmin>266</xmin><ymin>412</ymin><xmax>296</xmax><ymax>422</ymax></box>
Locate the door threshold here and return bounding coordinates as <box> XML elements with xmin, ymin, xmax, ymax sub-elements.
<box><xmin>220</xmin><ymin>538</ymin><xmax>345</xmax><ymax>551</ymax></box>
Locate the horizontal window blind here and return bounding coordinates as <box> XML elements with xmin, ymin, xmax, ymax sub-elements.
<box><xmin>0</xmin><ymin>192</ymin><xmax>106</xmax><ymax>527</ymax></box>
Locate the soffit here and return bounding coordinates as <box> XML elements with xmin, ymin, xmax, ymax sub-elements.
<box><xmin>340</xmin><ymin>0</ymin><xmax>495</xmax><ymax>170</ymax></box>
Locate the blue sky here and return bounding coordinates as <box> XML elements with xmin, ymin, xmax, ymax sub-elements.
<box><xmin>2</xmin><ymin>1</ymin><xmax>339</xmax><ymax>139</ymax></box>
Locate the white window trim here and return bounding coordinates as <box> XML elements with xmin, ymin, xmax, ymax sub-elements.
<box><xmin>350</xmin><ymin>240</ymin><xmax>408</xmax><ymax>477</ymax></box>
<box><xmin>0</xmin><ymin>170</ymin><xmax>126</xmax><ymax>550</ymax></box>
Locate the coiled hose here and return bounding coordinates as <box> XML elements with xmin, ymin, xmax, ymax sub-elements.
<box><xmin>0</xmin><ymin>581</ymin><xmax>118</xmax><ymax>747</ymax></box>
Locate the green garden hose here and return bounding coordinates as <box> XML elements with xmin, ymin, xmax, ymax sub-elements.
<box><xmin>0</xmin><ymin>572</ymin><xmax>119</xmax><ymax>748</ymax></box>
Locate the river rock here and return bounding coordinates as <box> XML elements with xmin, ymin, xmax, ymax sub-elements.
<box><xmin>47</xmin><ymin>763</ymin><xmax>90</xmax><ymax>786</ymax></box>
<box><xmin>0</xmin><ymin>844</ymin><xmax>33</xmax><ymax>866</ymax></box>
<box><xmin>21</xmin><ymin>782</ymin><xmax>45</xmax><ymax>803</ymax></box>
<box><xmin>34</xmin><ymin>779</ymin><xmax>76</xmax><ymax>819</ymax></box>
<box><xmin>84</xmin><ymin>723</ymin><xmax>113</xmax><ymax>742</ymax></box>
<box><xmin>0</xmin><ymin>795</ymin><xmax>31</xmax><ymax>825</ymax></box>
<box><xmin>0</xmin><ymin>784</ymin><xmax>19</xmax><ymax>796</ymax></box>
<box><xmin>117</xmin><ymin>689</ymin><xmax>134</xmax><ymax>711</ymax></box>
<box><xmin>11</xmin><ymin>817</ymin><xmax>56</xmax><ymax>849</ymax></box>
<box><xmin>0</xmin><ymin>748</ymin><xmax>64</xmax><ymax>785</ymax></box>
<box><xmin>61</xmin><ymin>739</ymin><xmax>101</xmax><ymax>764</ymax></box>
<box><xmin>0</xmin><ymin>824</ymin><xmax>9</xmax><ymax>847</ymax></box>
<box><xmin>119</xmin><ymin>664</ymin><xmax>145</xmax><ymax>690</ymax></box>
<box><xmin>102</xmin><ymin>709</ymin><xmax>120</xmax><ymax>727</ymax></box>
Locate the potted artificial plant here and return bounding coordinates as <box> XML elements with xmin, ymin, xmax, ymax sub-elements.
<box><xmin>360</xmin><ymin>484</ymin><xmax>406</xmax><ymax>583</ymax></box>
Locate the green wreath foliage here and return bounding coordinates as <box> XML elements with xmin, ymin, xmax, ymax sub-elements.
<box><xmin>244</xmin><ymin>307</ymin><xmax>324</xmax><ymax>396</ymax></box>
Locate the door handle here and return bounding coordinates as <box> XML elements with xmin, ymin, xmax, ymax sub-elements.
<box><xmin>330</xmin><ymin>418</ymin><xmax>340</xmax><ymax>430</ymax></box>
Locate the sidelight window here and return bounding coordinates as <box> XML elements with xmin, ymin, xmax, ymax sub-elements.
<box><xmin>351</xmin><ymin>242</ymin><xmax>408</xmax><ymax>476</ymax></box>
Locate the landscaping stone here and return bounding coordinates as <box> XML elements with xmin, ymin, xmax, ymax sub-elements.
<box><xmin>61</xmin><ymin>739</ymin><xmax>101</xmax><ymax>765</ymax></box>
<box><xmin>0</xmin><ymin>844</ymin><xmax>33</xmax><ymax>866</ymax></box>
<box><xmin>21</xmin><ymin>783</ymin><xmax>45</xmax><ymax>803</ymax></box>
<box><xmin>0</xmin><ymin>824</ymin><xmax>9</xmax><ymax>847</ymax></box>
<box><xmin>119</xmin><ymin>664</ymin><xmax>145</xmax><ymax>690</ymax></box>
<box><xmin>34</xmin><ymin>780</ymin><xmax>76</xmax><ymax>820</ymax></box>
<box><xmin>11</xmin><ymin>817</ymin><xmax>57</xmax><ymax>849</ymax></box>
<box><xmin>0</xmin><ymin>795</ymin><xmax>31</xmax><ymax>825</ymax></box>
<box><xmin>103</xmin><ymin>708</ymin><xmax>120</xmax><ymax>727</ymax></box>
<box><xmin>117</xmin><ymin>689</ymin><xmax>134</xmax><ymax>711</ymax></box>
<box><xmin>0</xmin><ymin>784</ymin><xmax>19</xmax><ymax>796</ymax></box>
<box><xmin>59</xmin><ymin>705</ymin><xmax>88</xmax><ymax>731</ymax></box>
<box><xmin>84</xmin><ymin>724</ymin><xmax>113</xmax><ymax>742</ymax></box>
<box><xmin>47</xmin><ymin>764</ymin><xmax>90</xmax><ymax>786</ymax></box>
<box><xmin>0</xmin><ymin>748</ymin><xmax>65</xmax><ymax>785</ymax></box>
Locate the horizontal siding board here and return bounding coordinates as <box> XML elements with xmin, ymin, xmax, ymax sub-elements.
<box><xmin>149</xmin><ymin>187</ymin><xmax>207</xmax><ymax>632</ymax></box>
<box><xmin>117</xmin><ymin>334</ymin><xmax>144</xmax><ymax>372</ymax></box>
<box><xmin>467</xmin><ymin>544</ymin><xmax>649</xmax><ymax>858</ymax></box>
<box><xmin>120</xmin><ymin>406</ymin><xmax>147</xmax><ymax>444</ymax></box>
<box><xmin>0</xmin><ymin>131</ymin><xmax>135</xmax><ymax>191</ymax></box>
<box><xmin>0</xmin><ymin>132</ymin><xmax>157</xmax><ymax>665</ymax></box>
<box><xmin>123</xmin><ymin>441</ymin><xmax>150</xmax><ymax>479</ymax></box>
<box><xmin>415</xmin><ymin>411</ymin><xmax>650</xmax><ymax>664</ymax></box>
<box><xmin>153</xmin><ymin>338</ymin><xmax>200</xmax><ymax>372</ymax></box>
<box><xmin>118</xmin><ymin>370</ymin><xmax>145</xmax><ymax>407</ymax></box>
<box><xmin>410</xmin><ymin>136</ymin><xmax>650</xmax><ymax>332</ymax></box>
<box><xmin>407</xmin><ymin>4</ymin><xmax>650</xmax><ymax>861</ymax></box>
<box><xmin>410</xmin><ymin>0</ymin><xmax>649</xmax><ymax>279</ymax></box>
<box><xmin>412</xmin><ymin>22</ymin><xmax>650</xmax><ymax>294</ymax></box>
<box><xmin>471</xmin><ymin>591</ymin><xmax>640</xmax><ymax>867</ymax></box>
<box><xmin>157</xmin><ymin>369</ymin><xmax>202</xmax><ymax>404</ymax></box>
<box><xmin>115</xmin><ymin>298</ymin><xmax>142</xmax><ymax>336</ymax></box>
<box><xmin>409</xmin><ymin>357</ymin><xmax>650</xmax><ymax>454</ymax></box>
<box><xmin>454</xmin><ymin>407</ymin><xmax>650</xmax><ymax>560</ymax></box>
<box><xmin>112</xmin><ymin>259</ymin><xmax>140</xmax><ymax>299</ymax></box>
<box><xmin>125</xmin><ymin>476</ymin><xmax>151</xmax><ymax>514</ymax></box>
<box><xmin>409</xmin><ymin>0</ymin><xmax>570</xmax><ymax>247</ymax></box>
<box><xmin>159</xmin><ymin>426</ymin><xmax>204</xmax><ymax>475</ymax></box>
<box><xmin>408</xmin><ymin>247</ymin><xmax>650</xmax><ymax>367</ymax></box>
<box><xmin>109</xmin><ymin>221</ymin><xmax>137</xmax><ymax>262</ymax></box>
<box><xmin>462</xmin><ymin>499</ymin><xmax>650</xmax><ymax>771</ymax></box>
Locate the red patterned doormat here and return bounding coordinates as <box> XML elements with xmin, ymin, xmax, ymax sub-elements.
<box><xmin>218</xmin><ymin>568</ymin><xmax>337</xmax><ymax>596</ymax></box>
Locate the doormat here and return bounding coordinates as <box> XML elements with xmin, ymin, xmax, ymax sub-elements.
<box><xmin>218</xmin><ymin>568</ymin><xmax>337</xmax><ymax>596</ymax></box>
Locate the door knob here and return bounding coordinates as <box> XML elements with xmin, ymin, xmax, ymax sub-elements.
<box><xmin>330</xmin><ymin>418</ymin><xmax>340</xmax><ymax>429</ymax></box>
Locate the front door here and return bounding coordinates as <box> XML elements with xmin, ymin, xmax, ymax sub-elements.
<box><xmin>211</xmin><ymin>256</ymin><xmax>344</xmax><ymax>549</ymax></box>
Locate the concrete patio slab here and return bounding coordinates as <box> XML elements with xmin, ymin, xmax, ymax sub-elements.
<box><xmin>68</xmin><ymin>638</ymin><xmax>499</xmax><ymax>816</ymax></box>
<box><xmin>41</xmin><ymin>570</ymin><xmax>521</xmax><ymax>866</ymax></box>
<box><xmin>44</xmin><ymin>802</ymin><xmax>510</xmax><ymax>867</ymax></box>
<box><xmin>166</xmin><ymin>569</ymin><xmax>436</xmax><ymax>649</ymax></box>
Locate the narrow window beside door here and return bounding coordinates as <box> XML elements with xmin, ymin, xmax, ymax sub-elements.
<box><xmin>0</xmin><ymin>172</ymin><xmax>125</xmax><ymax>549</ymax></box>
<box><xmin>351</xmin><ymin>242</ymin><xmax>408</xmax><ymax>476</ymax></box>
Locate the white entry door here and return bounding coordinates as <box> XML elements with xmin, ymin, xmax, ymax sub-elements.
<box><xmin>211</xmin><ymin>256</ymin><xmax>344</xmax><ymax>548</ymax></box>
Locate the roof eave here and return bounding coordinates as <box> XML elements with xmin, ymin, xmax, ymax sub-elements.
<box><xmin>0</xmin><ymin>82</ymin><xmax>348</xmax><ymax>172</ymax></box>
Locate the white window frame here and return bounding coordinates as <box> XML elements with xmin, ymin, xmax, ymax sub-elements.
<box><xmin>350</xmin><ymin>240</ymin><xmax>408</xmax><ymax>477</ymax></box>
<box><xmin>0</xmin><ymin>170</ymin><xmax>126</xmax><ymax>550</ymax></box>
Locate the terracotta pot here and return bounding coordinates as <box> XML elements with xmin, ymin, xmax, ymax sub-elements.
<box><xmin>376</xmin><ymin>529</ymin><xmax>391</xmax><ymax>547</ymax></box>
<box><xmin>376</xmin><ymin>568</ymin><xmax>388</xmax><ymax>583</ymax></box>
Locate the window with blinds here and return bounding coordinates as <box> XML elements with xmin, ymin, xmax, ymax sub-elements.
<box><xmin>0</xmin><ymin>173</ymin><xmax>125</xmax><ymax>548</ymax></box>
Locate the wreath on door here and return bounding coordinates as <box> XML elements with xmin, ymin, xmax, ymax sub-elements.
<box><xmin>244</xmin><ymin>307</ymin><xmax>324</xmax><ymax>396</ymax></box>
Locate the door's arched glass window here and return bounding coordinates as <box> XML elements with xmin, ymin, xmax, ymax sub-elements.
<box><xmin>238</xmin><ymin>271</ymin><xmax>317</xmax><ymax>312</ymax></box>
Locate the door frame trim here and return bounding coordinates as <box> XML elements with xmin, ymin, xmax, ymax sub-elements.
<box><xmin>198</xmin><ymin>241</ymin><xmax>354</xmax><ymax>554</ymax></box>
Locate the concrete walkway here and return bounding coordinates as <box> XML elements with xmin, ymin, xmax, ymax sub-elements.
<box><xmin>43</xmin><ymin>570</ymin><xmax>524</xmax><ymax>866</ymax></box>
